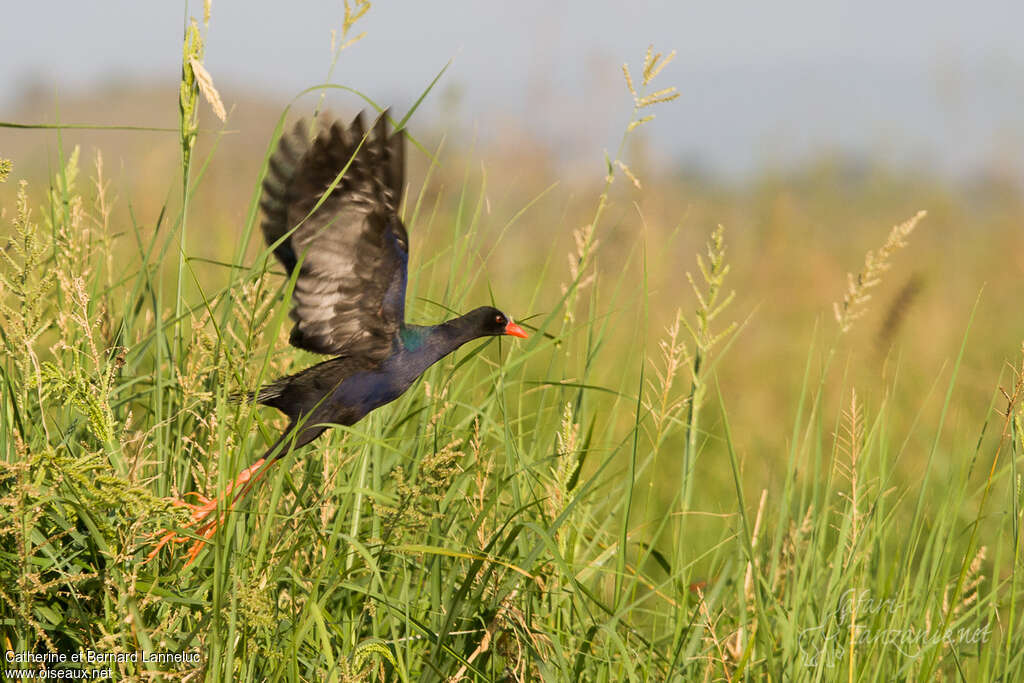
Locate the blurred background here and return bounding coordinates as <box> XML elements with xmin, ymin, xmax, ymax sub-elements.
<box><xmin>3</xmin><ymin>0</ymin><xmax>1024</xmax><ymax>495</ymax></box>
<box><xmin>4</xmin><ymin>0</ymin><xmax>1024</xmax><ymax>180</ymax></box>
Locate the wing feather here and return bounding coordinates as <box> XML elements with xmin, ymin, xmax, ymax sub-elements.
<box><xmin>259</xmin><ymin>110</ymin><xmax>409</xmax><ymax>359</ymax></box>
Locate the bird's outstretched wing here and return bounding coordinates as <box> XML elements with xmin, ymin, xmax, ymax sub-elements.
<box><xmin>259</xmin><ymin>110</ymin><xmax>408</xmax><ymax>360</ymax></box>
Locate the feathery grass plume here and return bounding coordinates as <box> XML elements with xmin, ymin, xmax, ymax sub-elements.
<box><xmin>338</xmin><ymin>641</ymin><xmax>396</xmax><ymax>683</ymax></box>
<box><xmin>180</xmin><ymin>9</ymin><xmax>224</xmax><ymax>126</ymax></box>
<box><xmin>180</xmin><ymin>18</ymin><xmax>204</xmax><ymax>164</ymax></box>
<box><xmin>35</xmin><ymin>445</ymin><xmax>159</xmax><ymax>530</ymax></box>
<box><xmin>834</xmin><ymin>210</ymin><xmax>926</xmax><ymax>333</ymax></box>
<box><xmin>174</xmin><ymin>14</ymin><xmax>223</xmax><ymax>379</ymax></box>
<box><xmin>320</xmin><ymin>1</ymin><xmax>371</xmax><ymax>114</ymax></box>
<box><xmin>834</xmin><ymin>389</ymin><xmax>866</xmax><ymax>543</ymax></box>
<box><xmin>618</xmin><ymin>46</ymin><xmax>680</xmax><ymax>160</ymax></box>
<box><xmin>561</xmin><ymin>223</ymin><xmax>598</xmax><ymax>322</ymax></box>
<box><xmin>45</xmin><ymin>140</ymin><xmax>81</xmax><ymax>266</ymax></box>
<box><xmin>176</xmin><ymin>16</ymin><xmax>207</xmax><ymax>364</ymax></box>
<box><xmin>235</xmin><ymin>574</ymin><xmax>276</xmax><ymax>634</ymax></box>
<box><xmin>177</xmin><ymin>314</ymin><xmax>219</xmax><ymax>405</ymax></box>
<box><xmin>374</xmin><ymin>427</ymin><xmax>465</xmax><ymax>543</ymax></box>
<box><xmin>372</xmin><ymin>466</ymin><xmax>421</xmax><ymax>540</ymax></box>
<box><xmin>695</xmin><ymin>588</ymin><xmax>735</xmax><ymax>678</ymax></box>
<box><xmin>0</xmin><ymin>181</ymin><xmax>56</xmax><ymax>387</ymax></box>
<box><xmin>681</xmin><ymin>225</ymin><xmax>736</xmax><ymax>502</ymax></box>
<box><xmin>225</xmin><ymin>280</ymin><xmax>288</xmax><ymax>398</ymax></box>
<box><xmin>0</xmin><ymin>158</ymin><xmax>11</xmax><ymax>182</ymax></box>
<box><xmin>189</xmin><ymin>57</ymin><xmax>226</xmax><ymax>123</ymax></box>
<box><xmin>39</xmin><ymin>357</ymin><xmax>116</xmax><ymax>447</ymax></box>
<box><xmin>0</xmin><ymin>165</ymin><xmax>173</xmax><ymax>664</ymax></box>
<box><xmin>834</xmin><ymin>388</ymin><xmax>867</xmax><ymax>674</ymax></box>
<box><xmin>88</xmin><ymin>151</ymin><xmax>116</xmax><ymax>290</ymax></box>
<box><xmin>644</xmin><ymin>309</ymin><xmax>691</xmax><ymax>449</ymax></box>
<box><xmin>941</xmin><ymin>545</ymin><xmax>986</xmax><ymax>620</ymax></box>
<box><xmin>623</xmin><ymin>45</ymin><xmax>680</xmax><ymax>112</ymax></box>
<box><xmin>14</xmin><ymin>159</ymin><xmax>159</xmax><ymax>525</ymax></box>
<box><xmin>563</xmin><ymin>44</ymin><xmax>678</xmax><ymax>324</ymax></box>
<box><xmin>920</xmin><ymin>544</ymin><xmax>988</xmax><ymax>672</ymax></box>
<box><xmin>43</xmin><ymin>253</ymin><xmax>124</xmax><ymax>446</ymax></box>
<box><xmin>546</xmin><ymin>402</ymin><xmax>580</xmax><ymax>525</ymax></box>
<box><xmin>178</xmin><ymin>13</ymin><xmax>225</xmax><ymax>219</ymax></box>
<box><xmin>615</xmin><ymin>160</ymin><xmax>642</xmax><ymax>190</ymax></box>
<box><xmin>0</xmin><ymin>439</ymin><xmax>161</xmax><ymax>657</ymax></box>
<box><xmin>617</xmin><ymin>45</ymin><xmax>678</xmax><ymax>187</ymax></box>
<box><xmin>0</xmin><ymin>438</ymin><xmax>59</xmax><ymax>652</ymax></box>
<box><xmin>339</xmin><ymin>0</ymin><xmax>371</xmax><ymax>51</ymax></box>
<box><xmin>684</xmin><ymin>225</ymin><xmax>737</xmax><ymax>354</ymax></box>
<box><xmin>467</xmin><ymin>418</ymin><xmax>497</xmax><ymax>548</ymax></box>
<box><xmin>47</xmin><ymin>147</ymin><xmax>93</xmax><ymax>285</ymax></box>
<box><xmin>35</xmin><ymin>151</ymin><xmax>129</xmax><ymax>450</ymax></box>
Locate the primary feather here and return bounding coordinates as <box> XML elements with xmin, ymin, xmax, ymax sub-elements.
<box><xmin>259</xmin><ymin>110</ymin><xmax>408</xmax><ymax>361</ymax></box>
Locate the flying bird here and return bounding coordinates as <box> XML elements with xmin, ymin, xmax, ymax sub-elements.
<box><xmin>150</xmin><ymin>110</ymin><xmax>527</xmax><ymax>563</ymax></box>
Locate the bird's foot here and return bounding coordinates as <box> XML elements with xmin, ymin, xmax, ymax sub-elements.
<box><xmin>144</xmin><ymin>459</ymin><xmax>267</xmax><ymax>566</ymax></box>
<box><xmin>144</xmin><ymin>492</ymin><xmax>228</xmax><ymax>566</ymax></box>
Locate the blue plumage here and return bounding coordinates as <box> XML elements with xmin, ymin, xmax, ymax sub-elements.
<box><xmin>152</xmin><ymin>109</ymin><xmax>527</xmax><ymax>563</ymax></box>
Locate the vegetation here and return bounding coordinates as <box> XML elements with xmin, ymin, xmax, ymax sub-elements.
<box><xmin>1</xmin><ymin>4</ymin><xmax>1023</xmax><ymax>681</ymax></box>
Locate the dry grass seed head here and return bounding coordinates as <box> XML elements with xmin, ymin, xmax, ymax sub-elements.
<box><xmin>695</xmin><ymin>589</ymin><xmax>738</xmax><ymax>680</ymax></box>
<box><xmin>188</xmin><ymin>57</ymin><xmax>226</xmax><ymax>123</ymax></box>
<box><xmin>42</xmin><ymin>274</ymin><xmax>121</xmax><ymax>445</ymax></box>
<box><xmin>942</xmin><ymin>545</ymin><xmax>986</xmax><ymax>621</ymax></box>
<box><xmin>1</xmin><ymin>181</ymin><xmax>57</xmax><ymax>383</ymax></box>
<box><xmin>545</xmin><ymin>402</ymin><xmax>579</xmax><ymax>520</ymax></box>
<box><xmin>833</xmin><ymin>389</ymin><xmax>872</xmax><ymax>572</ymax></box>
<box><xmin>622</xmin><ymin>45</ymin><xmax>679</xmax><ymax>112</ymax></box>
<box><xmin>236</xmin><ymin>573</ymin><xmax>276</xmax><ymax>633</ymax></box>
<box><xmin>423</xmin><ymin>380</ymin><xmax>453</xmax><ymax>428</ymax></box>
<box><xmin>834</xmin><ymin>210</ymin><xmax>926</xmax><ymax>333</ymax></box>
<box><xmin>227</xmin><ymin>280</ymin><xmax>279</xmax><ymax>366</ymax></box>
<box><xmin>468</xmin><ymin>418</ymin><xmax>496</xmax><ymax>547</ymax></box>
<box><xmin>561</xmin><ymin>223</ymin><xmax>598</xmax><ymax>322</ymax></box>
<box><xmin>684</xmin><ymin>225</ymin><xmax>736</xmax><ymax>353</ymax></box>
<box><xmin>337</xmin><ymin>0</ymin><xmax>371</xmax><ymax>51</ymax></box>
<box><xmin>645</xmin><ymin>309</ymin><xmax>691</xmax><ymax>440</ymax></box>
<box><xmin>49</xmin><ymin>147</ymin><xmax>93</xmax><ymax>282</ymax></box>
<box><xmin>374</xmin><ymin>434</ymin><xmax>465</xmax><ymax>542</ymax></box>
<box><xmin>615</xmin><ymin>160</ymin><xmax>642</xmax><ymax>190</ymax></box>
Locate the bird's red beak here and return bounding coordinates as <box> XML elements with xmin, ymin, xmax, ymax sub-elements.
<box><xmin>504</xmin><ymin>322</ymin><xmax>528</xmax><ymax>339</ymax></box>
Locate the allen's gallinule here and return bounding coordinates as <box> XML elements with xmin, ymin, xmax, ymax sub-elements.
<box><xmin>150</xmin><ymin>110</ymin><xmax>527</xmax><ymax>563</ymax></box>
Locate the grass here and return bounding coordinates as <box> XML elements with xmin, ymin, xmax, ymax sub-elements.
<box><xmin>2</xmin><ymin>7</ymin><xmax>1024</xmax><ymax>682</ymax></box>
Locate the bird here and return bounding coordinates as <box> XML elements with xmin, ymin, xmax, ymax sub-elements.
<box><xmin>149</xmin><ymin>109</ymin><xmax>527</xmax><ymax>564</ymax></box>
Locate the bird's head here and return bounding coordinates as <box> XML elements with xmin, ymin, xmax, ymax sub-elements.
<box><xmin>467</xmin><ymin>306</ymin><xmax>529</xmax><ymax>339</ymax></box>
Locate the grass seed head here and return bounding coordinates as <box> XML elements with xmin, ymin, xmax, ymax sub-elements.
<box><xmin>834</xmin><ymin>210</ymin><xmax>926</xmax><ymax>333</ymax></box>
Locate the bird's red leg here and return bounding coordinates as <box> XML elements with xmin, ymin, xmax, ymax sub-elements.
<box><xmin>146</xmin><ymin>457</ymin><xmax>272</xmax><ymax>565</ymax></box>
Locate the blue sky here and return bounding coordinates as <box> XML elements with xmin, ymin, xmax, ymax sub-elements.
<box><xmin>3</xmin><ymin>1</ymin><xmax>1023</xmax><ymax>179</ymax></box>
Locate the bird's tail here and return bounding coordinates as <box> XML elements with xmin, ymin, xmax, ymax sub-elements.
<box><xmin>227</xmin><ymin>384</ymin><xmax>282</xmax><ymax>406</ymax></box>
<box><xmin>227</xmin><ymin>389</ymin><xmax>254</xmax><ymax>404</ymax></box>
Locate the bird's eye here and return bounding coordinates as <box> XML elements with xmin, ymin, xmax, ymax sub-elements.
<box><xmin>495</xmin><ymin>314</ymin><xmax>505</xmax><ymax>325</ymax></box>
